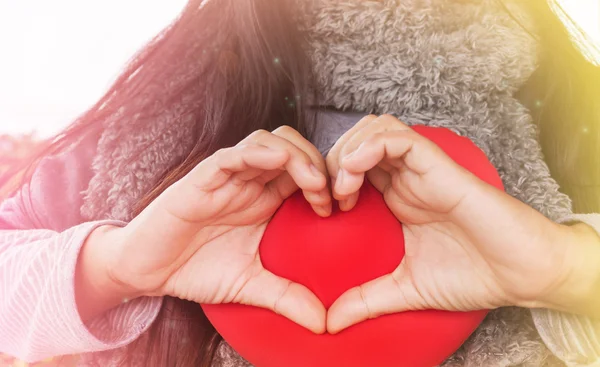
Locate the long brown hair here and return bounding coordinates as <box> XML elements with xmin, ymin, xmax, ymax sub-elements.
<box><xmin>108</xmin><ymin>0</ymin><xmax>317</xmax><ymax>365</ymax></box>
<box><xmin>515</xmin><ymin>1</ymin><xmax>600</xmax><ymax>213</ymax></box>
<box><xmin>2</xmin><ymin>0</ymin><xmax>599</xmax><ymax>365</ymax></box>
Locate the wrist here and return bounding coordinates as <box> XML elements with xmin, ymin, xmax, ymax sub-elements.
<box><xmin>75</xmin><ymin>224</ymin><xmax>139</xmax><ymax>321</ymax></box>
<box><xmin>533</xmin><ymin>222</ymin><xmax>600</xmax><ymax>317</ymax></box>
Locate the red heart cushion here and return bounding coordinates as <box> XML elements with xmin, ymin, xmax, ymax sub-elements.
<box><xmin>202</xmin><ymin>126</ymin><xmax>504</xmax><ymax>367</ymax></box>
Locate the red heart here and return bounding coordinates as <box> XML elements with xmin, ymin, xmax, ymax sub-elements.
<box><xmin>202</xmin><ymin>126</ymin><xmax>504</xmax><ymax>367</ymax></box>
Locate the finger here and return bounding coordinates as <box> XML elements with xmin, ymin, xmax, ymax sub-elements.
<box><xmin>365</xmin><ymin>166</ymin><xmax>391</xmax><ymax>193</ymax></box>
<box><xmin>327</xmin><ymin>115</ymin><xmax>378</xmax><ymax>211</ymax></box>
<box><xmin>266</xmin><ymin>173</ymin><xmax>331</xmax><ymax>217</ymax></box>
<box><xmin>366</xmin><ymin>167</ymin><xmax>440</xmax><ymax>223</ymax></box>
<box><xmin>265</xmin><ymin>126</ymin><xmax>332</xmax><ymax>216</ymax></box>
<box><xmin>187</xmin><ymin>145</ymin><xmax>290</xmax><ymax>191</ymax></box>
<box><xmin>234</xmin><ymin>166</ymin><xmax>282</xmax><ymax>182</ymax></box>
<box><xmin>254</xmin><ymin>169</ymin><xmax>286</xmax><ymax>185</ymax></box>
<box><xmin>338</xmin><ymin>190</ymin><xmax>360</xmax><ymax>212</ymax></box>
<box><xmin>271</xmin><ymin>126</ymin><xmax>332</xmax><ymax>216</ymax></box>
<box><xmin>327</xmin><ymin>262</ymin><xmax>426</xmax><ymax>334</ymax></box>
<box><xmin>341</xmin><ymin>129</ymin><xmax>443</xmax><ymax>177</ymax></box>
<box><xmin>247</xmin><ymin>129</ymin><xmax>328</xmax><ymax>198</ymax></box>
<box><xmin>271</xmin><ymin>125</ymin><xmax>329</xmax><ymax>179</ymax></box>
<box><xmin>237</xmin><ymin>268</ymin><xmax>326</xmax><ymax>334</ymax></box>
<box><xmin>335</xmin><ymin>115</ymin><xmax>411</xmax><ymax>198</ymax></box>
<box><xmin>332</xmin><ymin>166</ymin><xmax>363</xmax><ymax>212</ymax></box>
<box><xmin>334</xmin><ymin>160</ymin><xmax>395</xmax><ymax>211</ymax></box>
<box><xmin>265</xmin><ymin>175</ymin><xmax>332</xmax><ymax>217</ymax></box>
<box><xmin>326</xmin><ymin>114</ymin><xmax>377</xmax><ymax>195</ymax></box>
<box><xmin>339</xmin><ymin>114</ymin><xmax>411</xmax><ymax>161</ymax></box>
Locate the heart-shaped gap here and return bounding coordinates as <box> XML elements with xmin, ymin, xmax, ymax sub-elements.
<box><xmin>202</xmin><ymin>126</ymin><xmax>504</xmax><ymax>367</ymax></box>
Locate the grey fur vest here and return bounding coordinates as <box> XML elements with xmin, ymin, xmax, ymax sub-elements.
<box><xmin>81</xmin><ymin>0</ymin><xmax>573</xmax><ymax>366</ymax></box>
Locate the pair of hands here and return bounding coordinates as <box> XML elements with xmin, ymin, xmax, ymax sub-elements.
<box><xmin>81</xmin><ymin>114</ymin><xmax>600</xmax><ymax>335</ymax></box>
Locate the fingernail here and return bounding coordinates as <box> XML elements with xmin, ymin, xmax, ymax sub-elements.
<box><xmin>341</xmin><ymin>195</ymin><xmax>357</xmax><ymax>212</ymax></box>
<box><xmin>313</xmin><ymin>204</ymin><xmax>331</xmax><ymax>217</ymax></box>
<box><xmin>317</xmin><ymin>188</ymin><xmax>331</xmax><ymax>202</ymax></box>
<box><xmin>322</xmin><ymin>202</ymin><xmax>332</xmax><ymax>216</ymax></box>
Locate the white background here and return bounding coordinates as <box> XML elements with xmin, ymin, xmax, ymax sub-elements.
<box><xmin>0</xmin><ymin>0</ymin><xmax>187</xmax><ymax>137</ymax></box>
<box><xmin>0</xmin><ymin>0</ymin><xmax>598</xmax><ymax>137</ymax></box>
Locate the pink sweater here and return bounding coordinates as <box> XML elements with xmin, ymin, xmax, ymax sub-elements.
<box><xmin>0</xmin><ymin>138</ymin><xmax>162</xmax><ymax>363</ymax></box>
<box><xmin>1</xmin><ymin>137</ymin><xmax>599</xmax><ymax>366</ymax></box>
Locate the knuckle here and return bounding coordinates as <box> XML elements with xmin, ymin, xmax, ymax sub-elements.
<box><xmin>294</xmin><ymin>151</ymin><xmax>313</xmax><ymax>165</ymax></box>
<box><xmin>357</xmin><ymin>114</ymin><xmax>378</xmax><ymax>126</ymax></box>
<box><xmin>357</xmin><ymin>285</ymin><xmax>372</xmax><ymax>319</ymax></box>
<box><xmin>212</xmin><ymin>147</ymin><xmax>237</xmax><ymax>167</ymax></box>
<box><xmin>399</xmin><ymin>129</ymin><xmax>425</xmax><ymax>146</ymax></box>
<box><xmin>249</xmin><ymin>129</ymin><xmax>270</xmax><ymax>140</ymax></box>
<box><xmin>371</xmin><ymin>116</ymin><xmax>394</xmax><ymax>129</ymax></box>
<box><xmin>373</xmin><ymin>131</ymin><xmax>390</xmax><ymax>141</ymax></box>
<box><xmin>379</xmin><ymin>114</ymin><xmax>408</xmax><ymax>128</ymax></box>
<box><xmin>379</xmin><ymin>114</ymin><xmax>399</xmax><ymax>123</ymax></box>
<box><xmin>379</xmin><ymin>113</ymin><xmax>397</xmax><ymax>120</ymax></box>
<box><xmin>213</xmin><ymin>147</ymin><xmax>231</xmax><ymax>161</ymax></box>
<box><xmin>272</xmin><ymin>125</ymin><xmax>297</xmax><ymax>135</ymax></box>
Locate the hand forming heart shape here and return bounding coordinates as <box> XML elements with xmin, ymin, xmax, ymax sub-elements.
<box><xmin>202</xmin><ymin>124</ymin><xmax>505</xmax><ymax>367</ymax></box>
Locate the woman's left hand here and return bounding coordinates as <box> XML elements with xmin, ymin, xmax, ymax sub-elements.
<box><xmin>325</xmin><ymin>114</ymin><xmax>600</xmax><ymax>334</ymax></box>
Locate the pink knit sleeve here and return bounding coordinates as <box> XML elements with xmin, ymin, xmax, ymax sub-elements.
<box><xmin>0</xmin><ymin>135</ymin><xmax>162</xmax><ymax>363</ymax></box>
<box><xmin>0</xmin><ymin>222</ymin><xmax>163</xmax><ymax>363</ymax></box>
<box><xmin>531</xmin><ymin>214</ymin><xmax>600</xmax><ymax>367</ymax></box>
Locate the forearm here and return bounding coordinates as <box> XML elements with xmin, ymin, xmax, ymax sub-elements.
<box><xmin>75</xmin><ymin>224</ymin><xmax>141</xmax><ymax>322</ymax></box>
<box><xmin>529</xmin><ymin>222</ymin><xmax>600</xmax><ymax>319</ymax></box>
<box><xmin>531</xmin><ymin>223</ymin><xmax>600</xmax><ymax>367</ymax></box>
<box><xmin>0</xmin><ymin>223</ymin><xmax>162</xmax><ymax>362</ymax></box>
<box><xmin>455</xmin><ymin>177</ymin><xmax>600</xmax><ymax>317</ymax></box>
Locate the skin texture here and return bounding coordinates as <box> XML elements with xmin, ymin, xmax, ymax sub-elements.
<box><xmin>325</xmin><ymin>115</ymin><xmax>600</xmax><ymax>334</ymax></box>
<box><xmin>76</xmin><ymin>117</ymin><xmax>600</xmax><ymax>337</ymax></box>
<box><xmin>76</xmin><ymin>126</ymin><xmax>332</xmax><ymax>334</ymax></box>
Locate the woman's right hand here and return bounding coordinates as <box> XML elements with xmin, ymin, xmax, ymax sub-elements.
<box><xmin>79</xmin><ymin>126</ymin><xmax>331</xmax><ymax>333</ymax></box>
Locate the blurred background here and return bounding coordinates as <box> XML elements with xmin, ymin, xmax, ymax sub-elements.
<box><xmin>0</xmin><ymin>0</ymin><xmax>598</xmax><ymax>139</ymax></box>
<box><xmin>0</xmin><ymin>2</ymin><xmax>597</xmax><ymax>161</ymax></box>
<box><xmin>0</xmin><ymin>0</ymin><xmax>187</xmax><ymax>193</ymax></box>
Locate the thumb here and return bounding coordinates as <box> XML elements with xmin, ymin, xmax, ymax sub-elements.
<box><xmin>236</xmin><ymin>268</ymin><xmax>326</xmax><ymax>334</ymax></box>
<box><xmin>327</xmin><ymin>261</ymin><xmax>427</xmax><ymax>334</ymax></box>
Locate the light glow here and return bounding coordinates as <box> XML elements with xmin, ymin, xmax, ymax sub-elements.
<box><xmin>0</xmin><ymin>0</ymin><xmax>597</xmax><ymax>137</ymax></box>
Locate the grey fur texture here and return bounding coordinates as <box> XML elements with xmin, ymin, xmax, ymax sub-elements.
<box><xmin>81</xmin><ymin>0</ymin><xmax>573</xmax><ymax>366</ymax></box>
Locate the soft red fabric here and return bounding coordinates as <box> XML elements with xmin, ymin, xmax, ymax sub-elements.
<box><xmin>202</xmin><ymin>126</ymin><xmax>505</xmax><ymax>367</ymax></box>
